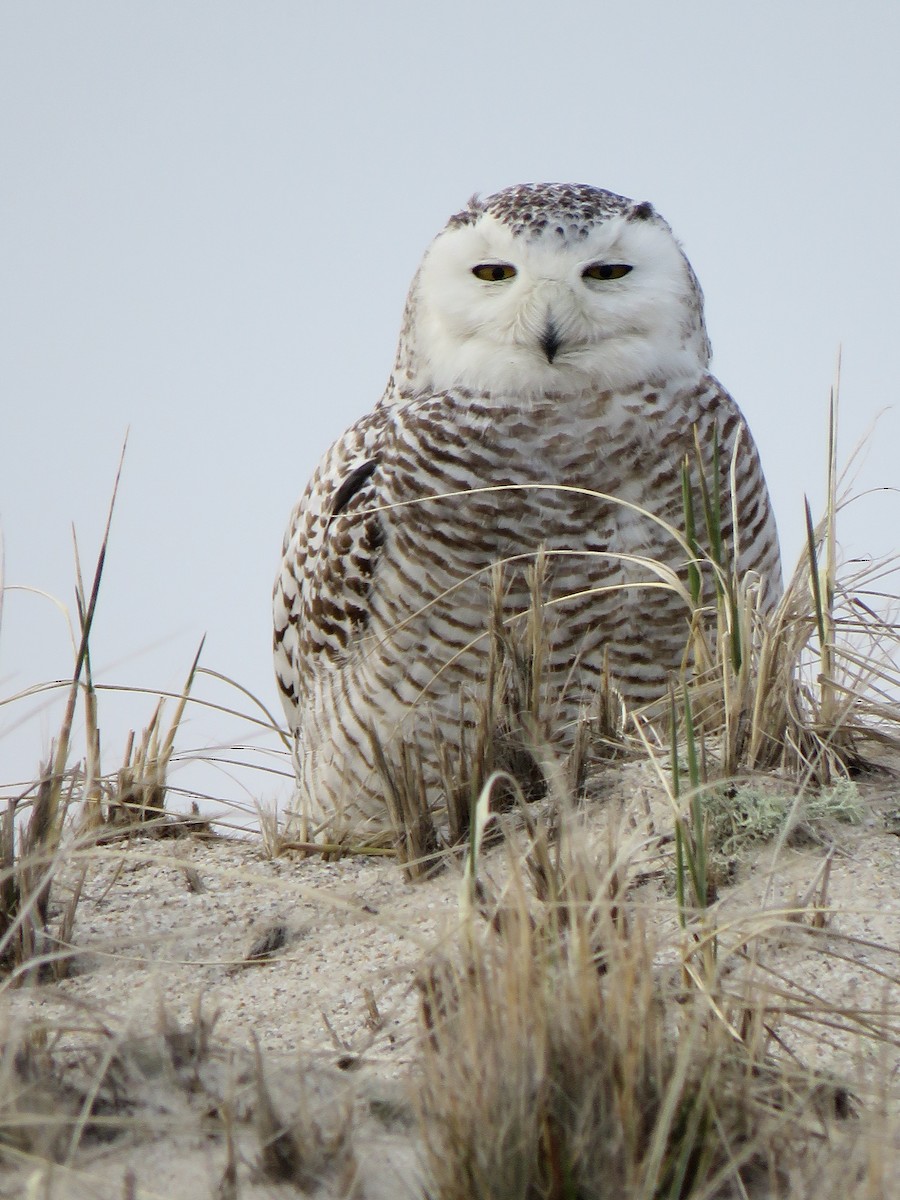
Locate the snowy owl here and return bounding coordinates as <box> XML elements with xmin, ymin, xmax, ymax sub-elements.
<box><xmin>274</xmin><ymin>183</ymin><xmax>782</xmax><ymax>829</ymax></box>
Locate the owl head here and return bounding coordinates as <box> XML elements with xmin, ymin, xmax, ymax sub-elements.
<box><xmin>392</xmin><ymin>183</ymin><xmax>711</xmax><ymax>401</ymax></box>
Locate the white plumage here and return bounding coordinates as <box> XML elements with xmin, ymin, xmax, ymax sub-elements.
<box><xmin>274</xmin><ymin>183</ymin><xmax>782</xmax><ymax>829</ymax></box>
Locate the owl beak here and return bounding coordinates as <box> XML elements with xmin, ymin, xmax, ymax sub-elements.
<box><xmin>539</xmin><ymin>319</ymin><xmax>562</xmax><ymax>364</ymax></box>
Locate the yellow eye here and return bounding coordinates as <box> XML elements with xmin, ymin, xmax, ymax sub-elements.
<box><xmin>582</xmin><ymin>263</ymin><xmax>633</xmax><ymax>281</ymax></box>
<box><xmin>472</xmin><ymin>263</ymin><xmax>517</xmax><ymax>282</ymax></box>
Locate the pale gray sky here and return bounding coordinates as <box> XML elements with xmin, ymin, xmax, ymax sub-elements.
<box><xmin>2</xmin><ymin>2</ymin><xmax>899</xmax><ymax>818</ymax></box>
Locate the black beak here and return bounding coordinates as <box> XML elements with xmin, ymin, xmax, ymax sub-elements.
<box><xmin>539</xmin><ymin>320</ymin><xmax>562</xmax><ymax>364</ymax></box>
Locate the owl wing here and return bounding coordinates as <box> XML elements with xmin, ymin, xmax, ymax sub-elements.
<box><xmin>691</xmin><ymin>375</ymin><xmax>783</xmax><ymax>608</ymax></box>
<box><xmin>273</xmin><ymin>406</ymin><xmax>390</xmax><ymax>723</ymax></box>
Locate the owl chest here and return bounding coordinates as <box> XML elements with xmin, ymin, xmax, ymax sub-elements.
<box><xmin>391</xmin><ymin>419</ymin><xmax>677</xmax><ymax>574</ymax></box>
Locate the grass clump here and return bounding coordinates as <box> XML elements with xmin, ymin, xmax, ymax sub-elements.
<box><xmin>674</xmin><ymin>385</ymin><xmax>899</xmax><ymax>789</ymax></box>
<box><xmin>416</xmin><ymin>798</ymin><xmax>858</xmax><ymax>1200</ymax></box>
<box><xmin>0</xmin><ymin>452</ymin><xmax>123</xmax><ymax>981</ymax></box>
<box><xmin>0</xmin><ymin>449</ymin><xmax>210</xmax><ymax>984</ymax></box>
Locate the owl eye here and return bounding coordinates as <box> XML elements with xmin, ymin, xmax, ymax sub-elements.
<box><xmin>472</xmin><ymin>263</ymin><xmax>517</xmax><ymax>282</ymax></box>
<box><xmin>582</xmin><ymin>263</ymin><xmax>633</xmax><ymax>281</ymax></box>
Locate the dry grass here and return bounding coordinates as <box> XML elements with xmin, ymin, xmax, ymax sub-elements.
<box><xmin>416</xmin><ymin>801</ymin><xmax>883</xmax><ymax>1200</ymax></box>
<box><xmin>1</xmin><ymin>403</ymin><xmax>899</xmax><ymax>1196</ymax></box>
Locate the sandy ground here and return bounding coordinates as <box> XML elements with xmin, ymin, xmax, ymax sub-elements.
<box><xmin>1</xmin><ymin>760</ymin><xmax>899</xmax><ymax>1198</ymax></box>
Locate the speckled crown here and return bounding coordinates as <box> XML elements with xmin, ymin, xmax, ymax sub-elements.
<box><xmin>447</xmin><ymin>182</ymin><xmax>652</xmax><ymax>240</ymax></box>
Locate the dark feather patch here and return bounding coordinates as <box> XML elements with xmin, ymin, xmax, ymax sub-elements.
<box><xmin>331</xmin><ymin>459</ymin><xmax>378</xmax><ymax>518</ymax></box>
<box><xmin>628</xmin><ymin>200</ymin><xmax>655</xmax><ymax>221</ymax></box>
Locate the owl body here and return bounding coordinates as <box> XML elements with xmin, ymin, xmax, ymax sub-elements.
<box><xmin>274</xmin><ymin>184</ymin><xmax>782</xmax><ymax>828</ymax></box>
